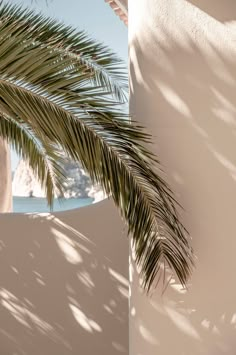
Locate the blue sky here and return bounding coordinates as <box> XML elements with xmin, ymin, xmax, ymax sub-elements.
<box><xmin>10</xmin><ymin>0</ymin><xmax>127</xmax><ymax>170</ymax></box>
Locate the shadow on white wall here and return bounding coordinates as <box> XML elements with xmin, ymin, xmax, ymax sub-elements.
<box><xmin>129</xmin><ymin>0</ymin><xmax>236</xmax><ymax>353</ymax></box>
<box><xmin>0</xmin><ymin>201</ymin><xmax>128</xmax><ymax>355</ymax></box>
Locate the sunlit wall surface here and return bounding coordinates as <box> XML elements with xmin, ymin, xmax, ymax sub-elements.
<box><xmin>0</xmin><ymin>201</ymin><xmax>128</xmax><ymax>354</ymax></box>
<box><xmin>129</xmin><ymin>0</ymin><xmax>236</xmax><ymax>354</ymax></box>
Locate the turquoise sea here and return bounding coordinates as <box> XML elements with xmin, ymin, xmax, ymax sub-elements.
<box><xmin>13</xmin><ymin>196</ymin><xmax>94</xmax><ymax>213</ymax></box>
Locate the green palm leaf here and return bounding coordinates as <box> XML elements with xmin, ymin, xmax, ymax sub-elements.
<box><xmin>0</xmin><ymin>1</ymin><xmax>193</xmax><ymax>291</ymax></box>
<box><xmin>0</xmin><ymin>1</ymin><xmax>128</xmax><ymax>103</ymax></box>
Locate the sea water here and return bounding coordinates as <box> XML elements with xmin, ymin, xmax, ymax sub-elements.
<box><xmin>13</xmin><ymin>196</ymin><xmax>94</xmax><ymax>213</ymax></box>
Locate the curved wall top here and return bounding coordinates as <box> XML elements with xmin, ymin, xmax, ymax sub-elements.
<box><xmin>0</xmin><ymin>200</ymin><xmax>128</xmax><ymax>354</ymax></box>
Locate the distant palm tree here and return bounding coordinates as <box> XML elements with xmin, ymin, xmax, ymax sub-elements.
<box><xmin>0</xmin><ymin>2</ymin><xmax>193</xmax><ymax>291</ymax></box>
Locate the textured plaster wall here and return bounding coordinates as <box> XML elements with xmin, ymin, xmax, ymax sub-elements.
<box><xmin>129</xmin><ymin>0</ymin><xmax>236</xmax><ymax>354</ymax></box>
<box><xmin>0</xmin><ymin>200</ymin><xmax>128</xmax><ymax>354</ymax></box>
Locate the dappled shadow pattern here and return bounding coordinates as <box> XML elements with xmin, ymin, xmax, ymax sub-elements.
<box><xmin>0</xmin><ymin>201</ymin><xmax>128</xmax><ymax>354</ymax></box>
<box><xmin>130</xmin><ymin>0</ymin><xmax>236</xmax><ymax>354</ymax></box>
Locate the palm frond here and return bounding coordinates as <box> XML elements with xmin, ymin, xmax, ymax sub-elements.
<box><xmin>0</xmin><ymin>78</ymin><xmax>193</xmax><ymax>290</ymax></box>
<box><xmin>0</xmin><ymin>1</ymin><xmax>128</xmax><ymax>103</ymax></box>
<box><xmin>0</xmin><ymin>1</ymin><xmax>193</xmax><ymax>290</ymax></box>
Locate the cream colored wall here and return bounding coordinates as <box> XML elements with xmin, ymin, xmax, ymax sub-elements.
<box><xmin>0</xmin><ymin>200</ymin><xmax>128</xmax><ymax>354</ymax></box>
<box><xmin>129</xmin><ymin>0</ymin><xmax>236</xmax><ymax>354</ymax></box>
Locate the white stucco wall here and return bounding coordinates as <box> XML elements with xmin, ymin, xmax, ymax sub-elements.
<box><xmin>129</xmin><ymin>0</ymin><xmax>236</xmax><ymax>354</ymax></box>
<box><xmin>0</xmin><ymin>200</ymin><xmax>128</xmax><ymax>354</ymax></box>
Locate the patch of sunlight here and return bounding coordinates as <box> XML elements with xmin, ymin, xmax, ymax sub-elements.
<box><xmin>118</xmin><ymin>286</ymin><xmax>129</xmax><ymax>298</ymax></box>
<box><xmin>51</xmin><ymin>217</ymin><xmax>94</xmax><ymax>244</ymax></box>
<box><xmin>28</xmin><ymin>310</ymin><xmax>72</xmax><ymax>349</ymax></box>
<box><xmin>158</xmin><ymin>83</ymin><xmax>191</xmax><ymax>117</ymax></box>
<box><xmin>68</xmin><ymin>296</ymin><xmax>80</xmax><ymax>307</ymax></box>
<box><xmin>201</xmin><ymin>319</ymin><xmax>220</xmax><ymax>335</ymax></box>
<box><xmin>78</xmin><ymin>271</ymin><xmax>94</xmax><ymax>288</ymax></box>
<box><xmin>139</xmin><ymin>324</ymin><xmax>159</xmax><ymax>345</ymax></box>
<box><xmin>76</xmin><ymin>244</ymin><xmax>91</xmax><ymax>255</ymax></box>
<box><xmin>231</xmin><ymin>313</ymin><xmax>236</xmax><ymax>324</ymax></box>
<box><xmin>108</xmin><ymin>268</ymin><xmax>129</xmax><ymax>287</ymax></box>
<box><xmin>208</xmin><ymin>147</ymin><xmax>236</xmax><ymax>181</ymax></box>
<box><xmin>128</xmin><ymin>0</ymin><xmax>144</xmax><ymax>39</ymax></box>
<box><xmin>1</xmin><ymin>298</ymin><xmax>30</xmax><ymax>328</ymax></box>
<box><xmin>112</xmin><ymin>341</ymin><xmax>126</xmax><ymax>353</ymax></box>
<box><xmin>69</xmin><ymin>304</ymin><xmax>102</xmax><ymax>333</ymax></box>
<box><xmin>129</xmin><ymin>256</ymin><xmax>134</xmax><ymax>284</ymax></box>
<box><xmin>33</xmin><ymin>271</ymin><xmax>42</xmax><ymax>277</ymax></box>
<box><xmin>201</xmin><ymin>319</ymin><xmax>210</xmax><ymax>329</ymax></box>
<box><xmin>0</xmin><ymin>289</ymin><xmax>17</xmax><ymax>302</ymax></box>
<box><xmin>24</xmin><ymin>298</ymin><xmax>34</xmax><ymax>308</ymax></box>
<box><xmin>66</xmin><ymin>283</ymin><xmax>76</xmax><ymax>295</ymax></box>
<box><xmin>52</xmin><ymin>228</ymin><xmax>82</xmax><ymax>264</ymax></box>
<box><xmin>33</xmin><ymin>271</ymin><xmax>45</xmax><ymax>285</ymax></box>
<box><xmin>11</xmin><ymin>266</ymin><xmax>19</xmax><ymax>274</ymax></box>
<box><xmin>130</xmin><ymin>247</ymin><xmax>142</xmax><ymax>275</ymax></box>
<box><xmin>211</xmin><ymin>87</ymin><xmax>236</xmax><ymax>124</ymax></box>
<box><xmin>29</xmin><ymin>312</ymin><xmax>54</xmax><ymax>334</ymax></box>
<box><xmin>36</xmin><ymin>278</ymin><xmax>46</xmax><ymax>286</ymax></box>
<box><xmin>170</xmin><ymin>282</ymin><xmax>187</xmax><ymax>294</ymax></box>
<box><xmin>89</xmin><ymin>320</ymin><xmax>102</xmax><ymax>332</ymax></box>
<box><xmin>165</xmin><ymin>305</ymin><xmax>201</xmax><ymax>340</ymax></box>
<box><xmin>225</xmin><ymin>21</ymin><xmax>236</xmax><ymax>32</ymax></box>
<box><xmin>0</xmin><ymin>288</ymin><xmax>71</xmax><ymax>348</ymax></box>
<box><xmin>103</xmin><ymin>305</ymin><xmax>113</xmax><ymax>314</ymax></box>
<box><xmin>130</xmin><ymin>307</ymin><xmax>136</xmax><ymax>316</ymax></box>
